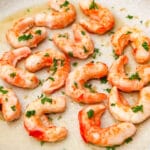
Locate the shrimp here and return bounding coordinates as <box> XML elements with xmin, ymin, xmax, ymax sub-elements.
<box><xmin>112</xmin><ymin>26</ymin><xmax>150</xmax><ymax>64</ymax></box>
<box><xmin>0</xmin><ymin>47</ymin><xmax>39</xmax><ymax>89</ymax></box>
<box><xmin>109</xmin><ymin>86</ymin><xmax>150</xmax><ymax>124</ymax></box>
<box><xmin>65</xmin><ymin>62</ymin><xmax>108</xmax><ymax>104</ymax></box>
<box><xmin>0</xmin><ymin>86</ymin><xmax>21</xmax><ymax>121</ymax></box>
<box><xmin>24</xmin><ymin>95</ymin><xmax>67</xmax><ymax>142</ymax></box>
<box><xmin>6</xmin><ymin>17</ymin><xmax>47</xmax><ymax>48</ymax></box>
<box><xmin>35</xmin><ymin>0</ymin><xmax>76</xmax><ymax>29</ymax></box>
<box><xmin>25</xmin><ymin>49</ymin><xmax>70</xmax><ymax>94</ymax></box>
<box><xmin>78</xmin><ymin>104</ymin><xmax>136</xmax><ymax>147</ymax></box>
<box><xmin>79</xmin><ymin>0</ymin><xmax>115</xmax><ymax>34</ymax></box>
<box><xmin>53</xmin><ymin>23</ymin><xmax>94</xmax><ymax>59</ymax></box>
<box><xmin>108</xmin><ymin>55</ymin><xmax>144</xmax><ymax>92</ymax></box>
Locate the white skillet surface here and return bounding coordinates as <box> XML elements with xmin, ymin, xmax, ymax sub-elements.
<box><xmin>0</xmin><ymin>0</ymin><xmax>150</xmax><ymax>150</ymax></box>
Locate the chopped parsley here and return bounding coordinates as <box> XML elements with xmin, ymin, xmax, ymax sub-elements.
<box><xmin>9</xmin><ymin>72</ymin><xmax>16</xmax><ymax>78</ymax></box>
<box><xmin>92</xmin><ymin>48</ymin><xmax>101</xmax><ymax>59</ymax></box>
<box><xmin>18</xmin><ymin>34</ymin><xmax>33</xmax><ymax>41</ymax></box>
<box><xmin>11</xmin><ymin>105</ymin><xmax>16</xmax><ymax>111</ymax></box>
<box><xmin>100</xmin><ymin>76</ymin><xmax>107</xmax><ymax>84</ymax></box>
<box><xmin>87</xmin><ymin>109</ymin><xmax>94</xmax><ymax>118</ymax></box>
<box><xmin>126</xmin><ymin>31</ymin><xmax>132</xmax><ymax>35</ymax></box>
<box><xmin>0</xmin><ymin>86</ymin><xmax>8</xmax><ymax>94</ymax></box>
<box><xmin>129</xmin><ymin>72</ymin><xmax>141</xmax><ymax>81</ymax></box>
<box><xmin>57</xmin><ymin>115</ymin><xmax>62</xmax><ymax>120</ymax></box>
<box><xmin>104</xmin><ymin>88</ymin><xmax>111</xmax><ymax>93</ymax></box>
<box><xmin>58</xmin><ymin>34</ymin><xmax>68</xmax><ymax>38</ymax></box>
<box><xmin>48</xmin><ymin>77</ymin><xmax>55</xmax><ymax>81</ymax></box>
<box><xmin>125</xmin><ymin>137</ymin><xmax>133</xmax><ymax>143</ymax></box>
<box><xmin>81</xmin><ymin>31</ymin><xmax>86</xmax><ymax>35</ymax></box>
<box><xmin>26</xmin><ymin>110</ymin><xmax>36</xmax><ymax>118</ymax></box>
<box><xmin>131</xmin><ymin>105</ymin><xmax>143</xmax><ymax>113</ymax></box>
<box><xmin>60</xmin><ymin>0</ymin><xmax>69</xmax><ymax>8</ymax></box>
<box><xmin>142</xmin><ymin>41</ymin><xmax>149</xmax><ymax>51</ymax></box>
<box><xmin>44</xmin><ymin>53</ymin><xmax>50</xmax><ymax>57</ymax></box>
<box><xmin>83</xmin><ymin>46</ymin><xmax>88</xmax><ymax>53</ymax></box>
<box><xmin>72</xmin><ymin>62</ymin><xmax>78</xmax><ymax>67</ymax></box>
<box><xmin>41</xmin><ymin>96</ymin><xmax>52</xmax><ymax>104</ymax></box>
<box><xmin>68</xmin><ymin>52</ymin><xmax>73</xmax><ymax>57</ymax></box>
<box><xmin>106</xmin><ymin>146</ymin><xmax>116</xmax><ymax>150</ymax></box>
<box><xmin>126</xmin><ymin>15</ymin><xmax>133</xmax><ymax>19</ymax></box>
<box><xmin>111</xmin><ymin>103</ymin><xmax>116</xmax><ymax>107</ymax></box>
<box><xmin>74</xmin><ymin>82</ymin><xmax>78</xmax><ymax>88</ymax></box>
<box><xmin>84</xmin><ymin>83</ymin><xmax>95</xmax><ymax>93</ymax></box>
<box><xmin>89</xmin><ymin>0</ymin><xmax>98</xmax><ymax>10</ymax></box>
<box><xmin>35</xmin><ymin>30</ymin><xmax>42</xmax><ymax>35</ymax></box>
<box><xmin>48</xmin><ymin>38</ymin><xmax>53</xmax><ymax>41</ymax></box>
<box><xmin>112</xmin><ymin>50</ymin><xmax>119</xmax><ymax>60</ymax></box>
<box><xmin>40</xmin><ymin>141</ymin><xmax>45</xmax><ymax>146</ymax></box>
<box><xmin>50</xmin><ymin>58</ymin><xmax>58</xmax><ymax>75</ymax></box>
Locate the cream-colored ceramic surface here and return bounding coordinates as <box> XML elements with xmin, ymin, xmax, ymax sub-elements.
<box><xmin>0</xmin><ymin>0</ymin><xmax>150</xmax><ymax>150</ymax></box>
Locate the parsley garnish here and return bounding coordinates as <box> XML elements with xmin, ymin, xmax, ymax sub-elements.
<box><xmin>44</xmin><ymin>53</ymin><xmax>49</xmax><ymax>57</ymax></box>
<box><xmin>126</xmin><ymin>15</ymin><xmax>133</xmax><ymax>19</ymax></box>
<box><xmin>84</xmin><ymin>83</ymin><xmax>95</xmax><ymax>93</ymax></box>
<box><xmin>142</xmin><ymin>41</ymin><xmax>149</xmax><ymax>51</ymax></box>
<box><xmin>35</xmin><ymin>30</ymin><xmax>42</xmax><ymax>35</ymax></box>
<box><xmin>126</xmin><ymin>31</ymin><xmax>132</xmax><ymax>35</ymax></box>
<box><xmin>81</xmin><ymin>31</ymin><xmax>86</xmax><ymax>35</ymax></box>
<box><xmin>112</xmin><ymin>50</ymin><xmax>119</xmax><ymax>60</ymax></box>
<box><xmin>104</xmin><ymin>88</ymin><xmax>111</xmax><ymax>93</ymax></box>
<box><xmin>92</xmin><ymin>48</ymin><xmax>101</xmax><ymax>59</ymax></box>
<box><xmin>0</xmin><ymin>86</ymin><xmax>8</xmax><ymax>94</ymax></box>
<box><xmin>41</xmin><ymin>96</ymin><xmax>52</xmax><ymax>104</ymax></box>
<box><xmin>26</xmin><ymin>110</ymin><xmax>36</xmax><ymax>118</ymax></box>
<box><xmin>129</xmin><ymin>72</ymin><xmax>141</xmax><ymax>81</ymax></box>
<box><xmin>125</xmin><ymin>137</ymin><xmax>132</xmax><ymax>143</ymax></box>
<box><xmin>68</xmin><ymin>52</ymin><xmax>73</xmax><ymax>57</ymax></box>
<box><xmin>40</xmin><ymin>141</ymin><xmax>45</xmax><ymax>146</ymax></box>
<box><xmin>87</xmin><ymin>109</ymin><xmax>94</xmax><ymax>118</ymax></box>
<box><xmin>9</xmin><ymin>72</ymin><xmax>16</xmax><ymax>78</ymax></box>
<box><xmin>72</xmin><ymin>62</ymin><xmax>78</xmax><ymax>67</ymax></box>
<box><xmin>11</xmin><ymin>105</ymin><xmax>16</xmax><ymax>111</ymax></box>
<box><xmin>58</xmin><ymin>34</ymin><xmax>68</xmax><ymax>38</ymax></box>
<box><xmin>106</xmin><ymin>146</ymin><xmax>116</xmax><ymax>150</ymax></box>
<box><xmin>89</xmin><ymin>0</ymin><xmax>98</xmax><ymax>10</ymax></box>
<box><xmin>48</xmin><ymin>77</ymin><xmax>55</xmax><ymax>81</ymax></box>
<box><xmin>111</xmin><ymin>103</ymin><xmax>116</xmax><ymax>106</ymax></box>
<box><xmin>100</xmin><ymin>76</ymin><xmax>107</xmax><ymax>84</ymax></box>
<box><xmin>18</xmin><ymin>34</ymin><xmax>33</xmax><ymax>41</ymax></box>
<box><xmin>60</xmin><ymin>0</ymin><xmax>69</xmax><ymax>8</ymax></box>
<box><xmin>132</xmin><ymin>105</ymin><xmax>143</xmax><ymax>113</ymax></box>
<box><xmin>83</xmin><ymin>46</ymin><xmax>88</xmax><ymax>53</ymax></box>
<box><xmin>74</xmin><ymin>82</ymin><xmax>78</xmax><ymax>88</ymax></box>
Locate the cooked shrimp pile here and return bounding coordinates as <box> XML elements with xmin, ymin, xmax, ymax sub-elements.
<box><xmin>1</xmin><ymin>0</ymin><xmax>150</xmax><ymax>149</ymax></box>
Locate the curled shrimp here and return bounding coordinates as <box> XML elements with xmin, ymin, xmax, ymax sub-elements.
<box><xmin>35</xmin><ymin>0</ymin><xmax>76</xmax><ymax>29</ymax></box>
<box><xmin>112</xmin><ymin>26</ymin><xmax>150</xmax><ymax>64</ymax></box>
<box><xmin>109</xmin><ymin>86</ymin><xmax>150</xmax><ymax>124</ymax></box>
<box><xmin>78</xmin><ymin>104</ymin><xmax>136</xmax><ymax>147</ymax></box>
<box><xmin>53</xmin><ymin>23</ymin><xmax>94</xmax><ymax>59</ymax></box>
<box><xmin>0</xmin><ymin>86</ymin><xmax>21</xmax><ymax>121</ymax></box>
<box><xmin>108</xmin><ymin>55</ymin><xmax>144</xmax><ymax>92</ymax></box>
<box><xmin>24</xmin><ymin>95</ymin><xmax>67</xmax><ymax>142</ymax></box>
<box><xmin>65</xmin><ymin>62</ymin><xmax>108</xmax><ymax>104</ymax></box>
<box><xmin>25</xmin><ymin>49</ymin><xmax>70</xmax><ymax>94</ymax></box>
<box><xmin>79</xmin><ymin>0</ymin><xmax>114</xmax><ymax>34</ymax></box>
<box><xmin>0</xmin><ymin>47</ymin><xmax>39</xmax><ymax>89</ymax></box>
<box><xmin>6</xmin><ymin>17</ymin><xmax>47</xmax><ymax>48</ymax></box>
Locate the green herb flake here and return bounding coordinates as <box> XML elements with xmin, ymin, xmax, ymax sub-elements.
<box><xmin>126</xmin><ymin>31</ymin><xmax>132</xmax><ymax>35</ymax></box>
<box><xmin>72</xmin><ymin>62</ymin><xmax>78</xmax><ymax>67</ymax></box>
<box><xmin>11</xmin><ymin>105</ymin><xmax>16</xmax><ymax>111</ymax></box>
<box><xmin>60</xmin><ymin>0</ymin><xmax>69</xmax><ymax>8</ymax></box>
<box><xmin>111</xmin><ymin>103</ymin><xmax>116</xmax><ymax>107</ymax></box>
<box><xmin>18</xmin><ymin>34</ymin><xmax>33</xmax><ymax>41</ymax></box>
<box><xmin>48</xmin><ymin>38</ymin><xmax>53</xmax><ymax>41</ymax></box>
<box><xmin>92</xmin><ymin>48</ymin><xmax>101</xmax><ymax>59</ymax></box>
<box><xmin>61</xmin><ymin>91</ymin><xmax>65</xmax><ymax>95</ymax></box>
<box><xmin>83</xmin><ymin>46</ymin><xmax>88</xmax><ymax>53</ymax></box>
<box><xmin>40</xmin><ymin>141</ymin><xmax>45</xmax><ymax>146</ymax></box>
<box><xmin>68</xmin><ymin>52</ymin><xmax>73</xmax><ymax>57</ymax></box>
<box><xmin>26</xmin><ymin>8</ymin><xmax>31</xmax><ymax>12</ymax></box>
<box><xmin>106</xmin><ymin>146</ymin><xmax>116</xmax><ymax>150</ymax></box>
<box><xmin>131</xmin><ymin>105</ymin><xmax>143</xmax><ymax>113</ymax></box>
<box><xmin>87</xmin><ymin>109</ymin><xmax>94</xmax><ymax>119</ymax></box>
<box><xmin>57</xmin><ymin>115</ymin><xmax>62</xmax><ymax>120</ymax></box>
<box><xmin>41</xmin><ymin>96</ymin><xmax>52</xmax><ymax>104</ymax></box>
<box><xmin>112</xmin><ymin>50</ymin><xmax>119</xmax><ymax>60</ymax></box>
<box><xmin>129</xmin><ymin>72</ymin><xmax>141</xmax><ymax>81</ymax></box>
<box><xmin>81</xmin><ymin>31</ymin><xmax>86</xmax><ymax>35</ymax></box>
<box><xmin>9</xmin><ymin>72</ymin><xmax>16</xmax><ymax>78</ymax></box>
<box><xmin>126</xmin><ymin>15</ymin><xmax>133</xmax><ymax>19</ymax></box>
<box><xmin>44</xmin><ymin>53</ymin><xmax>50</xmax><ymax>57</ymax></box>
<box><xmin>104</xmin><ymin>88</ymin><xmax>111</xmax><ymax>93</ymax></box>
<box><xmin>142</xmin><ymin>41</ymin><xmax>149</xmax><ymax>51</ymax></box>
<box><xmin>48</xmin><ymin>77</ymin><xmax>55</xmax><ymax>81</ymax></box>
<box><xmin>0</xmin><ymin>86</ymin><xmax>8</xmax><ymax>94</ymax></box>
<box><xmin>89</xmin><ymin>0</ymin><xmax>98</xmax><ymax>10</ymax></box>
<box><xmin>74</xmin><ymin>82</ymin><xmax>78</xmax><ymax>88</ymax></box>
<box><xmin>84</xmin><ymin>83</ymin><xmax>95</xmax><ymax>93</ymax></box>
<box><xmin>125</xmin><ymin>137</ymin><xmax>133</xmax><ymax>144</ymax></box>
<box><xmin>26</xmin><ymin>110</ymin><xmax>36</xmax><ymax>118</ymax></box>
<box><xmin>100</xmin><ymin>76</ymin><xmax>107</xmax><ymax>84</ymax></box>
<box><xmin>35</xmin><ymin>30</ymin><xmax>42</xmax><ymax>35</ymax></box>
<box><xmin>50</xmin><ymin>58</ymin><xmax>58</xmax><ymax>75</ymax></box>
<box><xmin>58</xmin><ymin>34</ymin><xmax>68</xmax><ymax>38</ymax></box>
